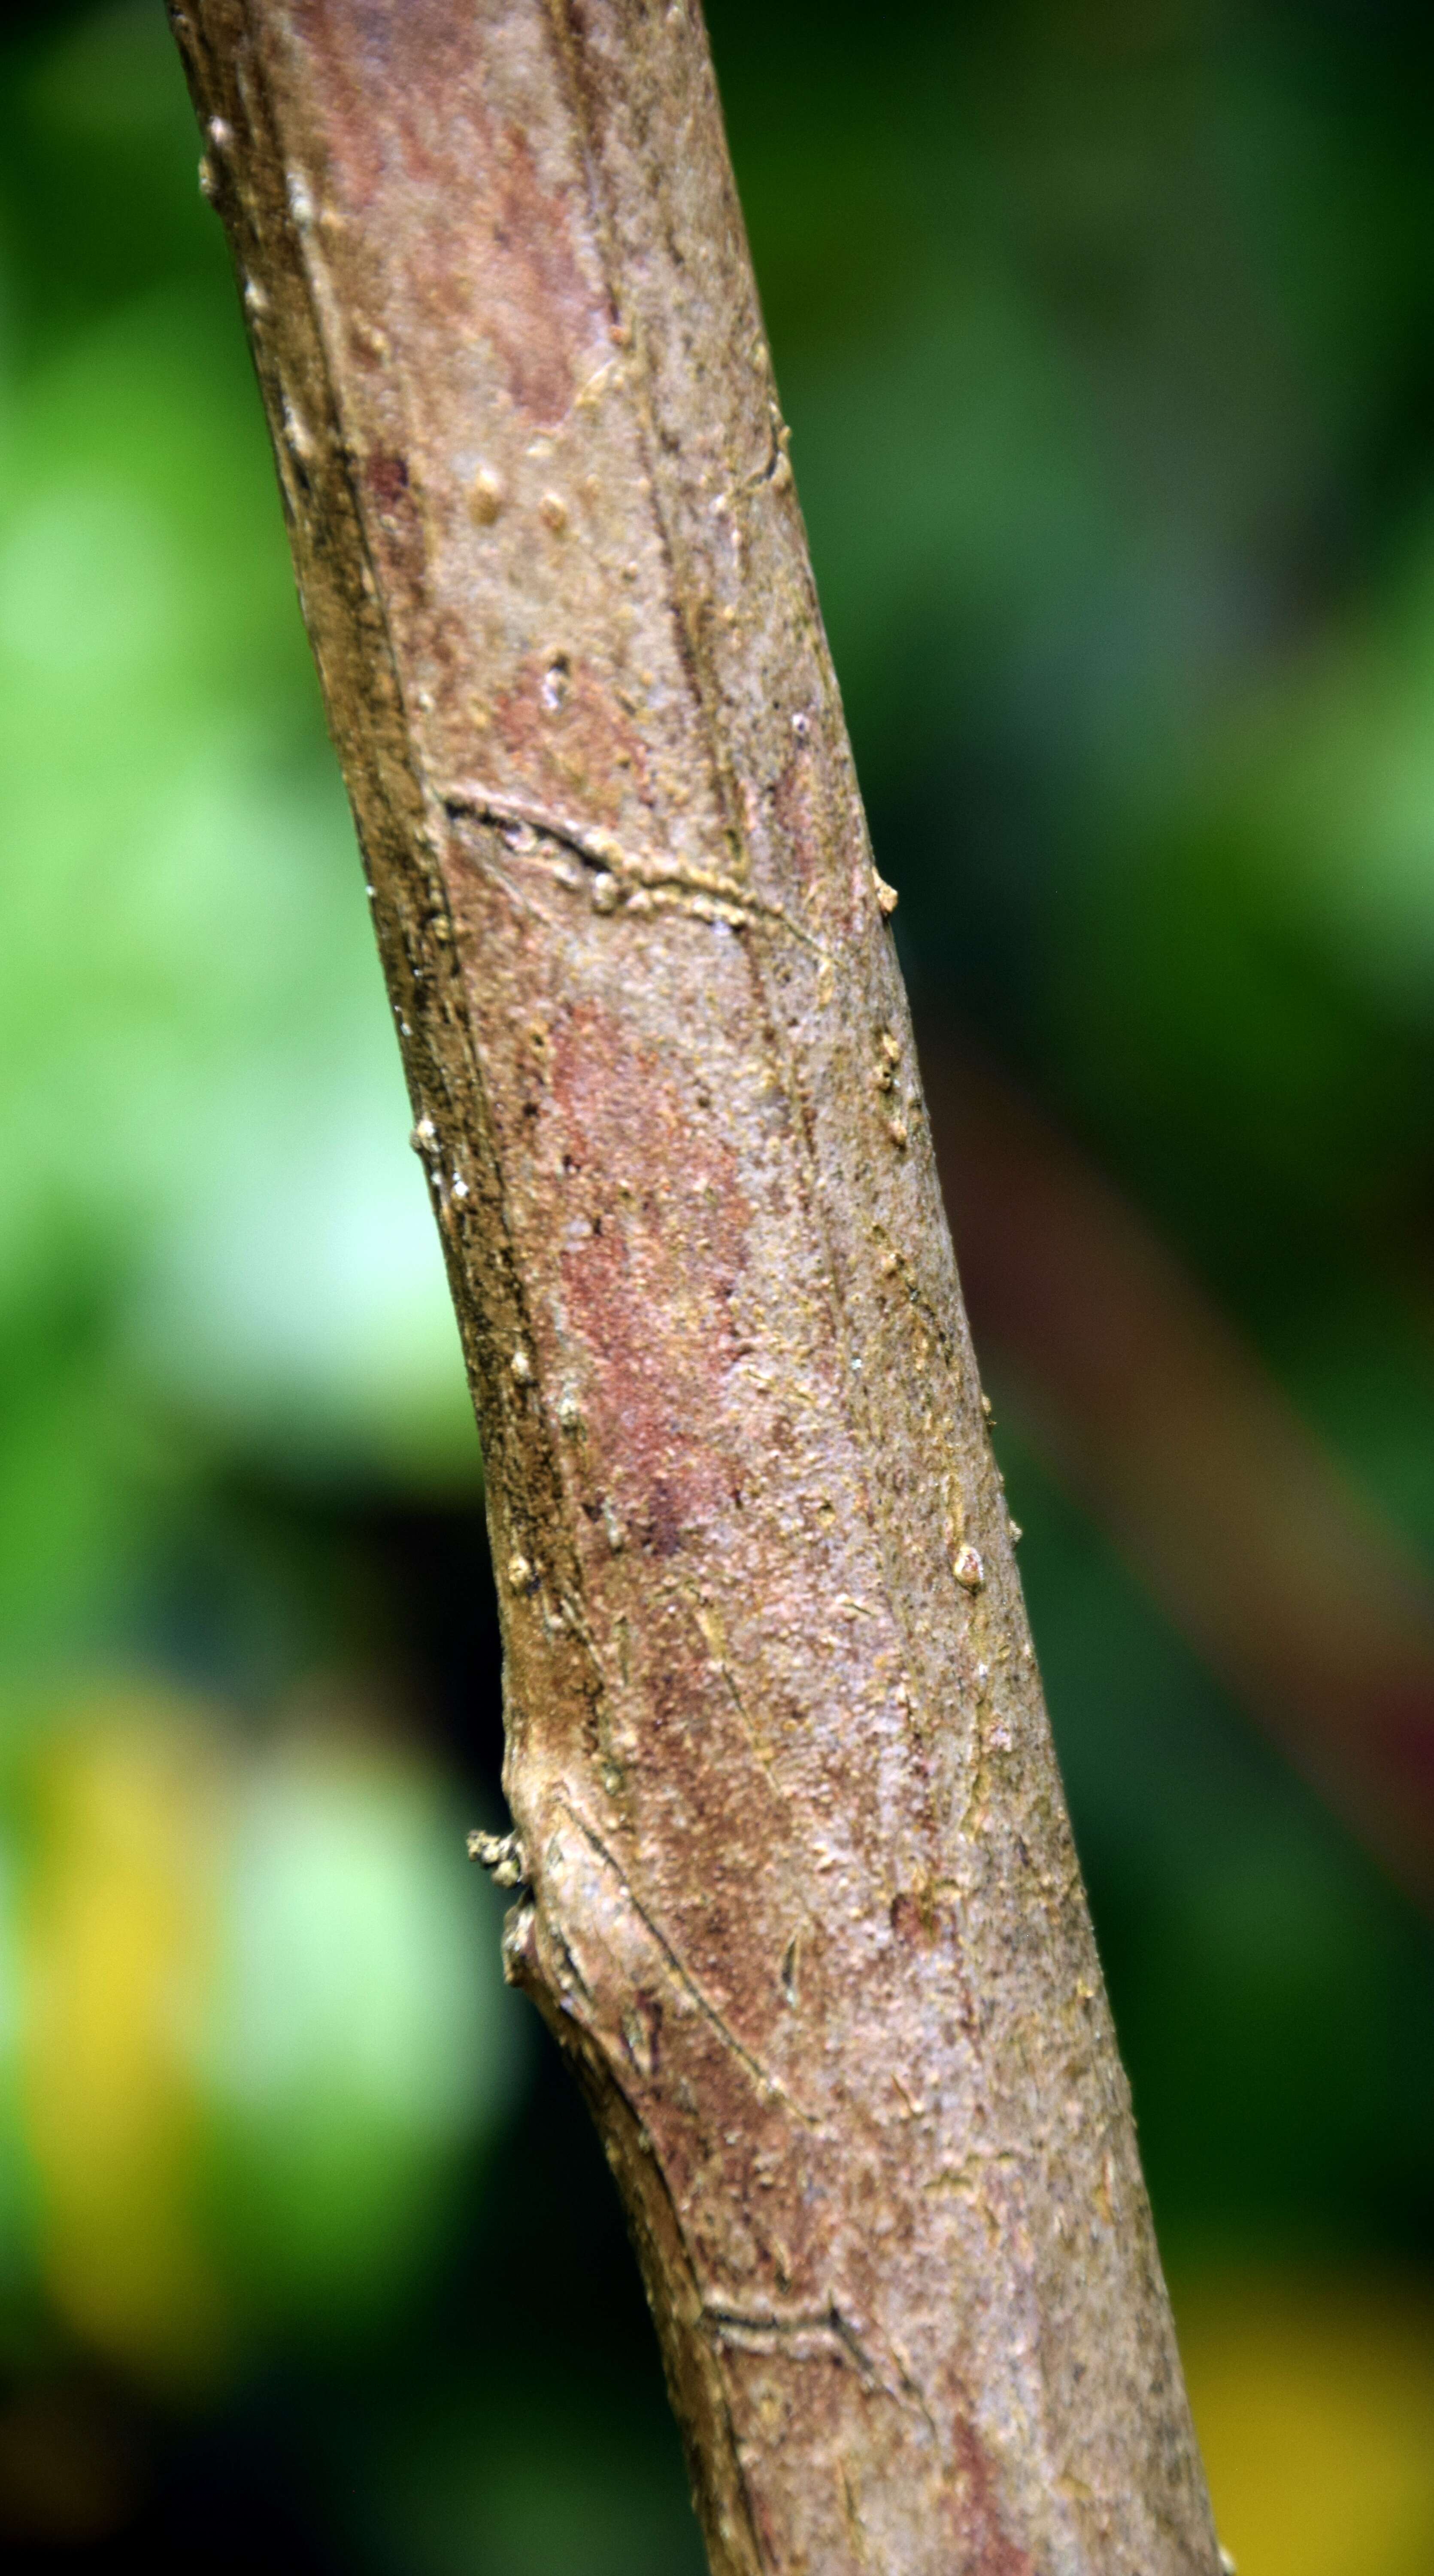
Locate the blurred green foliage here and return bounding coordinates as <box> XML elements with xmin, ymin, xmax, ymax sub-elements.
<box><xmin>0</xmin><ymin>5</ymin><xmax>521</xmax><ymax>2550</ymax></box>
<box><xmin>0</xmin><ymin>0</ymin><xmax>476</xmax><ymax>1683</ymax></box>
<box><xmin>0</xmin><ymin>1700</ymin><xmax>517</xmax><ymax>2385</ymax></box>
<box><xmin>0</xmin><ymin>0</ymin><xmax>1433</xmax><ymax>2568</ymax></box>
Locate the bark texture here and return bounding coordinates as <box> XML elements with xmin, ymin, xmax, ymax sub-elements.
<box><xmin>169</xmin><ymin>6</ymin><xmax>1222</xmax><ymax>2570</ymax></box>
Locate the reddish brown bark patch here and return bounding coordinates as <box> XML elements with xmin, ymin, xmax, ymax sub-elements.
<box><xmin>473</xmin><ymin>122</ymin><xmax>606</xmax><ymax>424</ymax></box>
<box><xmin>494</xmin><ymin>653</ymin><xmax>650</xmax><ymax>823</ymax></box>
<box><xmin>890</xmin><ymin>1887</ymin><xmax>940</xmax><ymax>1945</ymax></box>
<box><xmin>953</xmin><ymin>2409</ymin><xmax>1037</xmax><ymax>2576</ymax></box>
<box><xmin>362</xmin><ymin>446</ymin><xmax>427</xmax><ymax>593</ymax></box>
<box><xmin>772</xmin><ymin>743</ymin><xmax>823</xmax><ymax>902</ymax></box>
<box><xmin>291</xmin><ymin>0</ymin><xmax>607</xmax><ymax>424</ymax></box>
<box><xmin>549</xmin><ymin>1001</ymin><xmax>750</xmax><ymax>1558</ymax></box>
<box><xmin>366</xmin><ymin>449</ymin><xmax>409</xmax><ymax>513</ymax></box>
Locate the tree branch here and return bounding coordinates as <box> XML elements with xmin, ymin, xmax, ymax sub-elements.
<box><xmin>167</xmin><ymin>4</ymin><xmax>1222</xmax><ymax>2567</ymax></box>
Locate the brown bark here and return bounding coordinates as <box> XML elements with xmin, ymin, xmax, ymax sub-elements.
<box><xmin>167</xmin><ymin>6</ymin><xmax>1222</xmax><ymax>2570</ymax></box>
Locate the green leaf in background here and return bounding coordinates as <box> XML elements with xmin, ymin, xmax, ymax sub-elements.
<box><xmin>0</xmin><ymin>261</ymin><xmax>477</xmax><ymax>1663</ymax></box>
<box><xmin>203</xmin><ymin>1737</ymin><xmax>517</xmax><ymax>2333</ymax></box>
<box><xmin>6</xmin><ymin>1690</ymin><xmax>521</xmax><ymax>2382</ymax></box>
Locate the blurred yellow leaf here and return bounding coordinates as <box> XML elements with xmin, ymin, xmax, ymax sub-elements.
<box><xmin>1177</xmin><ymin>2271</ymin><xmax>1434</xmax><ymax>2576</ymax></box>
<box><xmin>3</xmin><ymin>1681</ymin><xmax>521</xmax><ymax>2386</ymax></box>
<box><xmin>18</xmin><ymin>1694</ymin><xmax>231</xmax><ymax>2383</ymax></box>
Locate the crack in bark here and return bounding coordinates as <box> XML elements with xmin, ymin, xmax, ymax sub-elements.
<box><xmin>677</xmin><ymin>1582</ymin><xmax>784</xmax><ymax>1789</ymax></box>
<box><xmin>700</xmin><ymin>2300</ymin><xmax>933</xmax><ymax>2435</ymax></box>
<box><xmin>555</xmin><ymin>1796</ymin><xmax>821</xmax><ymax>2129</ymax></box>
<box><xmin>440</xmin><ymin>785</ymin><xmax>825</xmax><ymax>952</ymax></box>
<box><xmin>701</xmin><ymin>2302</ymin><xmax>877</xmax><ymax>2377</ymax></box>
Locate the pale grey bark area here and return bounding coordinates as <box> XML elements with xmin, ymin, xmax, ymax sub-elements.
<box><xmin>170</xmin><ymin>5</ymin><xmax>1223</xmax><ymax>2569</ymax></box>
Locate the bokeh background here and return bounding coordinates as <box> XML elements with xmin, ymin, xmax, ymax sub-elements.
<box><xmin>2</xmin><ymin>0</ymin><xmax>1433</xmax><ymax>2567</ymax></box>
